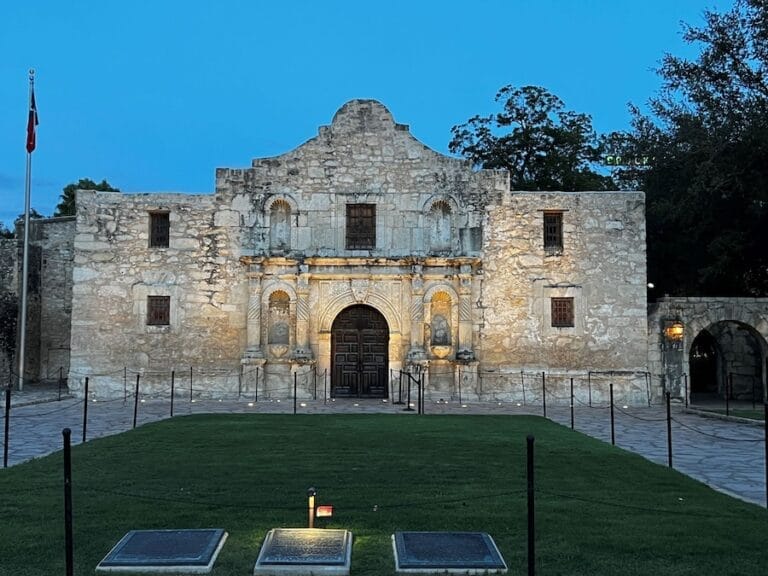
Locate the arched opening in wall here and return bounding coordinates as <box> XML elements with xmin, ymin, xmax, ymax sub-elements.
<box><xmin>427</xmin><ymin>200</ymin><xmax>452</xmax><ymax>254</ymax></box>
<box><xmin>269</xmin><ymin>200</ymin><xmax>291</xmax><ymax>252</ymax></box>
<box><xmin>689</xmin><ymin>321</ymin><xmax>767</xmax><ymax>404</ymax></box>
<box><xmin>331</xmin><ymin>305</ymin><xmax>389</xmax><ymax>399</ymax></box>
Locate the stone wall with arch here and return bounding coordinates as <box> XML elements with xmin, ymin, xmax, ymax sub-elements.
<box><xmin>648</xmin><ymin>297</ymin><xmax>768</xmax><ymax>403</ymax></box>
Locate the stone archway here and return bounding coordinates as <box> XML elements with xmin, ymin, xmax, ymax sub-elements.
<box><xmin>331</xmin><ymin>305</ymin><xmax>389</xmax><ymax>398</ymax></box>
<box><xmin>689</xmin><ymin>321</ymin><xmax>766</xmax><ymax>402</ymax></box>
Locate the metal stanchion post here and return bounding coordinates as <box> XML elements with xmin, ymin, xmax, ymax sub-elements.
<box><xmin>3</xmin><ymin>387</ymin><xmax>10</xmax><ymax>468</ymax></box>
<box><xmin>170</xmin><ymin>370</ymin><xmax>175</xmax><ymax>418</ymax></box>
<box><xmin>684</xmin><ymin>373</ymin><xmax>688</xmax><ymax>408</ymax></box>
<box><xmin>63</xmin><ymin>428</ymin><xmax>74</xmax><ymax>576</ymax></box>
<box><xmin>570</xmin><ymin>377</ymin><xmax>574</xmax><ymax>430</ymax></box>
<box><xmin>541</xmin><ymin>372</ymin><xmax>546</xmax><ymax>418</ymax></box>
<box><xmin>609</xmin><ymin>383</ymin><xmax>615</xmax><ymax>446</ymax></box>
<box><xmin>526</xmin><ymin>435</ymin><xmax>536</xmax><ymax>576</ymax></box>
<box><xmin>666</xmin><ymin>391</ymin><xmax>673</xmax><ymax>468</ymax></box>
<box><xmin>726</xmin><ymin>373</ymin><xmax>732</xmax><ymax>417</ymax></box>
<box><xmin>189</xmin><ymin>366</ymin><xmax>193</xmax><ymax>402</ymax></box>
<box><xmin>294</xmin><ymin>372</ymin><xmax>297</xmax><ymax>415</ymax></box>
<box><xmin>588</xmin><ymin>371</ymin><xmax>592</xmax><ymax>407</ymax></box>
<box><xmin>133</xmin><ymin>374</ymin><xmax>140</xmax><ymax>429</ymax></box>
<box><xmin>82</xmin><ymin>377</ymin><xmax>89</xmax><ymax>443</ymax></box>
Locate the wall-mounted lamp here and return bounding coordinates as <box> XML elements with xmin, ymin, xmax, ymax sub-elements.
<box><xmin>664</xmin><ymin>321</ymin><xmax>684</xmax><ymax>342</ymax></box>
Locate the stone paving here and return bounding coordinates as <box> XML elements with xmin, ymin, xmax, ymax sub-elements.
<box><xmin>1</xmin><ymin>386</ymin><xmax>766</xmax><ymax>508</ymax></box>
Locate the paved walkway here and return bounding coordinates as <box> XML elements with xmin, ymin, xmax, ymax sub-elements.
<box><xmin>2</xmin><ymin>387</ymin><xmax>766</xmax><ymax>508</ymax></box>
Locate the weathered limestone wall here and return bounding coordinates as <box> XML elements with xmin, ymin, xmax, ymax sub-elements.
<box><xmin>0</xmin><ymin>238</ymin><xmax>18</xmax><ymax>386</ymax></box>
<box><xmin>479</xmin><ymin>192</ymin><xmax>649</xmax><ymax>404</ymax></box>
<box><xmin>35</xmin><ymin>218</ymin><xmax>75</xmax><ymax>381</ymax></box>
<box><xmin>69</xmin><ymin>191</ymin><xmax>248</xmax><ymax>397</ymax></box>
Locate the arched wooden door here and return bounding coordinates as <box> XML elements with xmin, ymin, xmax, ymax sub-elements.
<box><xmin>331</xmin><ymin>305</ymin><xmax>389</xmax><ymax>398</ymax></box>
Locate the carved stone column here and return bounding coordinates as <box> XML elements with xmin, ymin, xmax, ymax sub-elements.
<box><xmin>294</xmin><ymin>262</ymin><xmax>312</xmax><ymax>359</ymax></box>
<box><xmin>458</xmin><ymin>264</ymin><xmax>473</xmax><ymax>355</ymax></box>
<box><xmin>245</xmin><ymin>262</ymin><xmax>264</xmax><ymax>358</ymax></box>
<box><xmin>408</xmin><ymin>264</ymin><xmax>426</xmax><ymax>361</ymax></box>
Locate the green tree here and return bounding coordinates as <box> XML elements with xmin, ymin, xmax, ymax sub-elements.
<box><xmin>609</xmin><ymin>0</ymin><xmax>768</xmax><ymax>296</ymax></box>
<box><xmin>54</xmin><ymin>178</ymin><xmax>119</xmax><ymax>217</ymax></box>
<box><xmin>449</xmin><ymin>85</ymin><xmax>614</xmax><ymax>191</ymax></box>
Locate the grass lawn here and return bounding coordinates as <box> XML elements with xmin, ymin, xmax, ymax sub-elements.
<box><xmin>0</xmin><ymin>414</ymin><xmax>766</xmax><ymax>575</ymax></box>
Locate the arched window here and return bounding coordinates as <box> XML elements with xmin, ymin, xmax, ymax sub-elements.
<box><xmin>269</xmin><ymin>200</ymin><xmax>291</xmax><ymax>251</ymax></box>
<box><xmin>428</xmin><ymin>200</ymin><xmax>452</xmax><ymax>253</ymax></box>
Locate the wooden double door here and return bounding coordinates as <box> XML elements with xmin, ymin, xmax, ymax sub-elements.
<box><xmin>331</xmin><ymin>305</ymin><xmax>389</xmax><ymax>398</ymax></box>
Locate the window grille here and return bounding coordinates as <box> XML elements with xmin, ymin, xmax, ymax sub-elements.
<box><xmin>346</xmin><ymin>204</ymin><xmax>376</xmax><ymax>249</ymax></box>
<box><xmin>147</xmin><ymin>296</ymin><xmax>170</xmax><ymax>326</ymax></box>
<box><xmin>543</xmin><ymin>212</ymin><xmax>563</xmax><ymax>254</ymax></box>
<box><xmin>551</xmin><ymin>297</ymin><xmax>574</xmax><ymax>327</ymax></box>
<box><xmin>149</xmin><ymin>212</ymin><xmax>170</xmax><ymax>248</ymax></box>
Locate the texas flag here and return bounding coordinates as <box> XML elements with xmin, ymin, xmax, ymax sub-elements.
<box><xmin>26</xmin><ymin>86</ymin><xmax>38</xmax><ymax>153</ymax></box>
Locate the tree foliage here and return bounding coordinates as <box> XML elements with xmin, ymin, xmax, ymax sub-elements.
<box><xmin>609</xmin><ymin>0</ymin><xmax>768</xmax><ymax>296</ymax></box>
<box><xmin>449</xmin><ymin>85</ymin><xmax>614</xmax><ymax>191</ymax></box>
<box><xmin>54</xmin><ymin>178</ymin><xmax>119</xmax><ymax>217</ymax></box>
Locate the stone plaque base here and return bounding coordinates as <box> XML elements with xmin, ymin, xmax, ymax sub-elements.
<box><xmin>96</xmin><ymin>529</ymin><xmax>227</xmax><ymax>574</ymax></box>
<box><xmin>254</xmin><ymin>528</ymin><xmax>353</xmax><ymax>576</ymax></box>
<box><xmin>392</xmin><ymin>531</ymin><xmax>507</xmax><ymax>574</ymax></box>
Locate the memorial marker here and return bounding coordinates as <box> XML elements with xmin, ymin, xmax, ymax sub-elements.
<box><xmin>96</xmin><ymin>528</ymin><xmax>227</xmax><ymax>574</ymax></box>
<box><xmin>253</xmin><ymin>528</ymin><xmax>353</xmax><ymax>576</ymax></box>
<box><xmin>392</xmin><ymin>531</ymin><xmax>507</xmax><ymax>574</ymax></box>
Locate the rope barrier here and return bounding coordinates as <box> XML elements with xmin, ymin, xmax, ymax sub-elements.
<box><xmin>670</xmin><ymin>417</ymin><xmax>764</xmax><ymax>443</ymax></box>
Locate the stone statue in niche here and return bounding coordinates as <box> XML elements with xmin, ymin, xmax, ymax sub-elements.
<box><xmin>269</xmin><ymin>322</ymin><xmax>289</xmax><ymax>344</ymax></box>
<box><xmin>431</xmin><ymin>315</ymin><xmax>451</xmax><ymax>345</ymax></box>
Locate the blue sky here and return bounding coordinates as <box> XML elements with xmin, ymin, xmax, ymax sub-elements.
<box><xmin>1</xmin><ymin>1</ymin><xmax>732</xmax><ymax>228</ymax></box>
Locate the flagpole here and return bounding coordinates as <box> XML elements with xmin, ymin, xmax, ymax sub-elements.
<box><xmin>18</xmin><ymin>69</ymin><xmax>34</xmax><ymax>392</ymax></box>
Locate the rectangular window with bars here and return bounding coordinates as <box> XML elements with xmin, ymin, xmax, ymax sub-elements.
<box><xmin>149</xmin><ymin>212</ymin><xmax>170</xmax><ymax>248</ymax></box>
<box><xmin>346</xmin><ymin>204</ymin><xmax>376</xmax><ymax>250</ymax></box>
<box><xmin>543</xmin><ymin>211</ymin><xmax>563</xmax><ymax>254</ymax></box>
<box><xmin>551</xmin><ymin>297</ymin><xmax>574</xmax><ymax>327</ymax></box>
<box><xmin>147</xmin><ymin>296</ymin><xmax>170</xmax><ymax>326</ymax></box>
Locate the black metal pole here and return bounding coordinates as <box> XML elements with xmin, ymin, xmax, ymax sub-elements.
<box><xmin>294</xmin><ymin>372</ymin><xmax>297</xmax><ymax>415</ymax></box>
<box><xmin>133</xmin><ymin>374</ymin><xmax>140</xmax><ymax>429</ymax></box>
<box><xmin>323</xmin><ymin>369</ymin><xmax>326</xmax><ymax>405</ymax></box>
<box><xmin>458</xmin><ymin>371</ymin><xmax>462</xmax><ymax>404</ymax></box>
<box><xmin>189</xmin><ymin>366</ymin><xmax>193</xmax><ymax>402</ymax></box>
<box><xmin>570</xmin><ymin>377</ymin><xmax>574</xmax><ymax>430</ymax></box>
<box><xmin>405</xmin><ymin>374</ymin><xmax>413</xmax><ymax>411</ymax></box>
<box><xmin>526</xmin><ymin>435</ymin><xmax>535</xmax><ymax>576</ymax></box>
<box><xmin>666</xmin><ymin>391</ymin><xmax>673</xmax><ymax>468</ymax></box>
<box><xmin>587</xmin><ymin>371</ymin><xmax>592</xmax><ymax>407</ymax></box>
<box><xmin>3</xmin><ymin>387</ymin><xmax>10</xmax><ymax>468</ymax></box>
<box><xmin>726</xmin><ymin>372</ymin><xmax>732</xmax><ymax>417</ymax></box>
<box><xmin>82</xmin><ymin>377</ymin><xmax>89</xmax><ymax>443</ymax></box>
<box><xmin>255</xmin><ymin>367</ymin><xmax>259</xmax><ymax>403</ymax></box>
<box><xmin>420</xmin><ymin>373</ymin><xmax>424</xmax><ymax>415</ymax></box>
<box><xmin>397</xmin><ymin>371</ymin><xmax>402</xmax><ymax>404</ymax></box>
<box><xmin>764</xmin><ymin>402</ymin><xmax>767</xmax><ymax>509</ymax></box>
<box><xmin>684</xmin><ymin>373</ymin><xmax>688</xmax><ymax>408</ymax></box>
<box><xmin>123</xmin><ymin>366</ymin><xmax>127</xmax><ymax>402</ymax></box>
<box><xmin>170</xmin><ymin>370</ymin><xmax>175</xmax><ymax>418</ymax></box>
<box><xmin>314</xmin><ymin>367</ymin><xmax>317</xmax><ymax>401</ymax></box>
<box><xmin>541</xmin><ymin>371</ymin><xmax>546</xmax><ymax>418</ymax></box>
<box><xmin>521</xmin><ymin>370</ymin><xmax>526</xmax><ymax>405</ymax></box>
<box><xmin>609</xmin><ymin>383</ymin><xmax>615</xmax><ymax>446</ymax></box>
<box><xmin>63</xmin><ymin>428</ymin><xmax>74</xmax><ymax>576</ymax></box>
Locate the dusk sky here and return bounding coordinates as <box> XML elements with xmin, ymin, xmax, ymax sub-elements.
<box><xmin>1</xmin><ymin>1</ymin><xmax>732</xmax><ymax>227</ymax></box>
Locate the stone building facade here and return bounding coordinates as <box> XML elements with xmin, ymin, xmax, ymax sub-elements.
<box><xmin>0</xmin><ymin>217</ymin><xmax>74</xmax><ymax>388</ymax></box>
<box><xmin>59</xmin><ymin>100</ymin><xmax>650</xmax><ymax>402</ymax></box>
